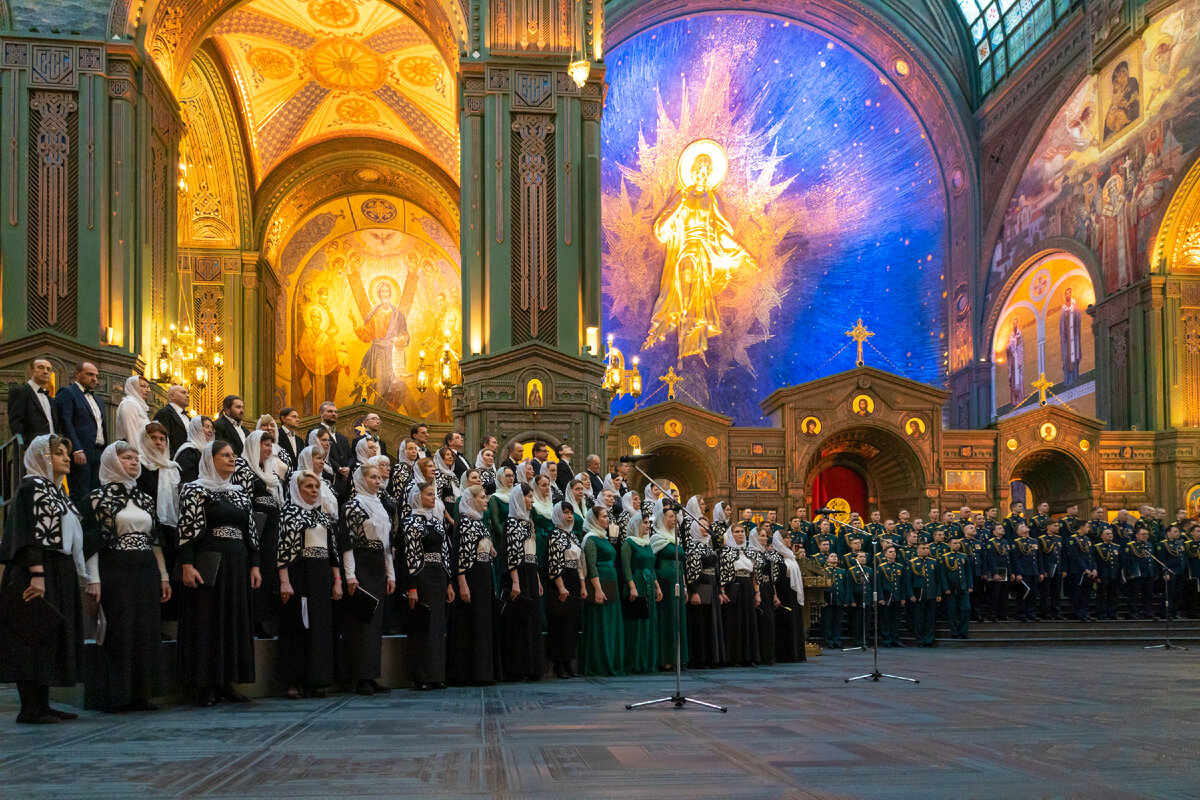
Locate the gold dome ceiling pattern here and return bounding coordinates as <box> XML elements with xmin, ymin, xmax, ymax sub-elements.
<box><xmin>209</xmin><ymin>0</ymin><xmax>458</xmax><ymax>184</ymax></box>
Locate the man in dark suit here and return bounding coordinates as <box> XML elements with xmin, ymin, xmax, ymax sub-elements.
<box><xmin>443</xmin><ymin>431</ymin><xmax>470</xmax><ymax>478</ymax></box>
<box><xmin>555</xmin><ymin>443</ymin><xmax>575</xmax><ymax>494</ymax></box>
<box><xmin>309</xmin><ymin>401</ymin><xmax>351</xmax><ymax>494</ymax></box>
<box><xmin>584</xmin><ymin>453</ymin><xmax>604</xmax><ymax>496</ymax></box>
<box><xmin>152</xmin><ymin>384</ymin><xmax>192</xmax><ymax>455</ymax></box>
<box><xmin>277</xmin><ymin>406</ymin><xmax>303</xmax><ymax>465</ymax></box>
<box><xmin>409</xmin><ymin>422</ymin><xmax>432</xmax><ymax>459</ymax></box>
<box><xmin>55</xmin><ymin>361</ymin><xmax>106</xmax><ymax>500</ymax></box>
<box><xmin>530</xmin><ymin>440</ymin><xmax>549</xmax><ymax>478</ymax></box>
<box><xmin>499</xmin><ymin>441</ymin><xmax>522</xmax><ymax>474</ymax></box>
<box><xmin>7</xmin><ymin>357</ymin><xmax>63</xmax><ymax>443</ymax></box>
<box><xmin>212</xmin><ymin>394</ymin><xmax>250</xmax><ymax>456</ymax></box>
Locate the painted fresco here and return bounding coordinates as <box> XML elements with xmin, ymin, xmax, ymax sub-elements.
<box><xmin>988</xmin><ymin>1</ymin><xmax>1200</xmax><ymax>304</ymax></box>
<box><xmin>992</xmin><ymin>256</ymin><xmax>1096</xmax><ymax>417</ymax></box>
<box><xmin>275</xmin><ymin>196</ymin><xmax>460</xmax><ymax>421</ymax></box>
<box><xmin>601</xmin><ymin>15</ymin><xmax>947</xmax><ymax>425</ymax></box>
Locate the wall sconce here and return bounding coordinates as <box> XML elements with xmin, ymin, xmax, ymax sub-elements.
<box><xmin>416</xmin><ymin>350</ymin><xmax>429</xmax><ymax>393</ymax></box>
<box><xmin>585</xmin><ymin>326</ymin><xmax>599</xmax><ymax>355</ymax></box>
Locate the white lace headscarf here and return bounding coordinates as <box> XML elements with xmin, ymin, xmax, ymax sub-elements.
<box><xmin>138</xmin><ymin>424</ymin><xmax>180</xmax><ymax>525</ymax></box>
<box><xmin>244</xmin><ymin>430</ymin><xmax>286</xmax><ymax>504</ymax></box>
<box><xmin>193</xmin><ymin>441</ymin><xmax>239</xmax><ymax>493</ymax></box>
<box><xmin>98</xmin><ymin>441</ymin><xmax>140</xmax><ymax>489</ymax></box>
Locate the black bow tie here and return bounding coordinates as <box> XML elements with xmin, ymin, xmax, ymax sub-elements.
<box><xmin>36</xmin><ymin>388</ymin><xmax>48</xmax><ymax>395</ymax></box>
<box><xmin>82</xmin><ymin>389</ymin><xmax>94</xmax><ymax>395</ymax></box>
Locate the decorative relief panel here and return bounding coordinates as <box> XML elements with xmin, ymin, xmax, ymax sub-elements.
<box><xmin>489</xmin><ymin>0</ymin><xmax>579</xmax><ymax>56</ymax></box>
<box><xmin>510</xmin><ymin>114</ymin><xmax>556</xmax><ymax>345</ymax></box>
<box><xmin>27</xmin><ymin>91</ymin><xmax>79</xmax><ymax>335</ymax></box>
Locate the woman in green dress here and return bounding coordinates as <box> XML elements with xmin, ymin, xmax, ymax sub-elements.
<box><xmin>530</xmin><ymin>473</ymin><xmax>556</xmax><ymax>569</ymax></box>
<box><xmin>579</xmin><ymin>505</ymin><xmax>624</xmax><ymax>676</ymax></box>
<box><xmin>621</xmin><ymin>512</ymin><xmax>660</xmax><ymax>674</ymax></box>
<box><xmin>566</xmin><ymin>478</ymin><xmax>589</xmax><ymax>538</ymax></box>
<box><xmin>486</xmin><ymin>466</ymin><xmax>515</xmax><ymax>581</ymax></box>
<box><xmin>650</xmin><ymin>500</ymin><xmax>689</xmax><ymax>670</ymax></box>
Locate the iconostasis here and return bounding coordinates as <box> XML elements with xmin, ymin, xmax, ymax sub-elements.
<box><xmin>600</xmin><ymin>14</ymin><xmax>949</xmax><ymax>425</ymax></box>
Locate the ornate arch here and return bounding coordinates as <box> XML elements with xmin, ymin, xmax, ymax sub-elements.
<box><xmin>1007</xmin><ymin>445</ymin><xmax>1094</xmax><ymax>507</ymax></box>
<box><xmin>801</xmin><ymin>422</ymin><xmax>932</xmax><ymax>506</ymax></box>
<box><xmin>630</xmin><ymin>442</ymin><xmax>719</xmax><ymax>502</ymax></box>
<box><xmin>1152</xmin><ymin>149</ymin><xmax>1200</xmax><ymax>274</ymax></box>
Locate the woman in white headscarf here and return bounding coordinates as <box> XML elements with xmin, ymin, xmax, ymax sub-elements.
<box><xmin>649</xmin><ymin>499</ymin><xmax>688</xmax><ymax>670</ymax></box>
<box><xmin>682</xmin><ymin>495</ymin><xmax>724</xmax><ymax>669</ymax></box>
<box><xmin>486</xmin><ymin>464</ymin><xmax>515</xmax><ymax>544</ymax></box>
<box><xmin>620</xmin><ymin>510</ymin><xmax>661</xmax><ymax>674</ymax></box>
<box><xmin>276</xmin><ymin>470</ymin><xmax>340</xmax><ymax>699</ymax></box>
<box><xmin>474</xmin><ymin>447</ymin><xmax>497</xmax><ymax>495</ymax></box>
<box><xmin>387</xmin><ymin>439</ymin><xmax>420</xmax><ymax>509</ymax></box>
<box><xmin>339</xmin><ymin>462</ymin><xmax>395</xmax><ymax>696</ymax></box>
<box><xmin>545</xmin><ymin>499</ymin><xmax>586</xmax><ymax>678</ymax></box>
<box><xmin>530</xmin><ymin>471</ymin><xmax>556</xmax><ymax>569</ymax></box>
<box><xmin>615</xmin><ymin>489</ymin><xmax>639</xmax><ymax>541</ymax></box>
<box><xmin>448</xmin><ymin>485</ymin><xmax>498</xmax><ymax>686</ymax></box>
<box><xmin>710</xmin><ymin>501</ymin><xmax>730</xmax><ymax>550</ymax></box>
<box><xmin>565</xmin><ymin>477</ymin><xmax>589</xmax><ymax>535</ymax></box>
<box><xmin>500</xmin><ymin>483</ymin><xmax>541</xmax><ymax>681</ymax></box>
<box><xmin>256</xmin><ymin>415</ymin><xmax>292</xmax><ymax>468</ymax></box>
<box><xmin>434</xmin><ymin>446</ymin><xmax>462</xmax><ymax>511</ymax></box>
<box><xmin>234</xmin><ymin>429</ymin><xmax>288</xmax><ymax>637</ymax></box>
<box><xmin>295</xmin><ymin>444</ymin><xmax>339</xmax><ymax>518</ymax></box>
<box><xmin>354</xmin><ymin>436</ymin><xmax>380</xmax><ymax>474</ymax></box>
<box><xmin>176</xmin><ymin>440</ymin><xmax>261</xmax><ymax>706</ymax></box>
<box><xmin>515</xmin><ymin>458</ymin><xmax>536</xmax><ymax>487</ymax></box>
<box><xmin>746</xmin><ymin>522</ymin><xmax>781</xmax><ymax>664</ymax></box>
<box><xmin>115</xmin><ymin>375</ymin><xmax>151</xmax><ymax>444</ymax></box>
<box><xmin>579</xmin><ymin>504</ymin><xmax>624</xmax><ymax>676</ymax></box>
<box><xmin>719</xmin><ymin>519</ymin><xmax>759</xmax><ymax>667</ymax></box>
<box><xmin>83</xmin><ymin>441</ymin><xmax>169</xmax><ymax>711</ymax></box>
<box><xmin>771</xmin><ymin>529</ymin><xmax>807</xmax><ymax>663</ymax></box>
<box><xmin>173</xmin><ymin>414</ymin><xmax>214</xmax><ymax>484</ymax></box>
<box><xmin>642</xmin><ymin>482</ymin><xmax>664</xmax><ymax>519</ymax></box>
<box><xmin>402</xmin><ymin>481</ymin><xmax>454</xmax><ymax>690</ymax></box>
<box><xmin>0</xmin><ymin>434</ymin><xmax>90</xmax><ymax>723</ymax></box>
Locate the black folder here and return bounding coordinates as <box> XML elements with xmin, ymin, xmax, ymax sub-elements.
<box><xmin>621</xmin><ymin>595</ymin><xmax>650</xmax><ymax>620</ymax></box>
<box><xmin>343</xmin><ymin>585</ymin><xmax>380</xmax><ymax>624</ymax></box>
<box><xmin>171</xmin><ymin>550</ymin><xmax>222</xmax><ymax>587</ymax></box>
<box><xmin>0</xmin><ymin>587</ymin><xmax>66</xmax><ymax>647</ymax></box>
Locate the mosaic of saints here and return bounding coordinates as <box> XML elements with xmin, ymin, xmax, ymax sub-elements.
<box><xmin>644</xmin><ymin>139</ymin><xmax>757</xmax><ymax>362</ymax></box>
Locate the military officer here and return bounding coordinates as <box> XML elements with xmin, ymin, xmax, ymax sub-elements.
<box><xmin>1010</xmin><ymin>523</ymin><xmax>1040</xmax><ymax>622</ymax></box>
<box><xmin>867</xmin><ymin>509</ymin><xmax>885</xmax><ymax>540</ymax></box>
<box><xmin>876</xmin><ymin>545</ymin><xmax>907</xmax><ymax>647</ymax></box>
<box><xmin>1158</xmin><ymin>523</ymin><xmax>1186</xmax><ymax>620</ymax></box>
<box><xmin>821</xmin><ymin>553</ymin><xmax>850</xmax><ymax>649</ymax></box>
<box><xmin>896</xmin><ymin>509</ymin><xmax>914</xmax><ymax>540</ymax></box>
<box><xmin>929</xmin><ymin>527</ymin><xmax>950</xmax><ymax>560</ymax></box>
<box><xmin>1028</xmin><ymin>502</ymin><xmax>1051</xmax><ymax>539</ymax></box>
<box><xmin>939</xmin><ymin>537</ymin><xmax>972</xmax><ymax>639</ymax></box>
<box><xmin>1093</xmin><ymin>527</ymin><xmax>1123</xmax><ymax>620</ymax></box>
<box><xmin>1061</xmin><ymin>502</ymin><xmax>1082</xmax><ymax>537</ymax></box>
<box><xmin>1122</xmin><ymin>527</ymin><xmax>1155</xmax><ymax>619</ymax></box>
<box><xmin>1003</xmin><ymin>501</ymin><xmax>1026</xmax><ymax>541</ymax></box>
<box><xmin>960</xmin><ymin>523</ymin><xmax>987</xmax><ymax>621</ymax></box>
<box><xmin>846</xmin><ymin>552</ymin><xmax>872</xmax><ymax>648</ymax></box>
<box><xmin>907</xmin><ymin>542</ymin><xmax>944</xmax><ymax>647</ymax></box>
<box><xmin>1037</xmin><ymin>519</ymin><xmax>1065</xmax><ymax>620</ymax></box>
<box><xmin>983</xmin><ymin>523</ymin><xmax>1012</xmax><ymax>621</ymax></box>
<box><xmin>1183</xmin><ymin>523</ymin><xmax>1200</xmax><ymax>618</ymax></box>
<box><xmin>1064</xmin><ymin>521</ymin><xmax>1098</xmax><ymax>621</ymax></box>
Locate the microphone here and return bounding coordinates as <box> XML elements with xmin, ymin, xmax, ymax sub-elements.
<box><xmin>814</xmin><ymin>508</ymin><xmax>839</xmax><ymax>516</ymax></box>
<box><xmin>619</xmin><ymin>452</ymin><xmax>658</xmax><ymax>462</ymax></box>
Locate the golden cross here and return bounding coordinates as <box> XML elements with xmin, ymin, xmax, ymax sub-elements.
<box><xmin>1032</xmin><ymin>373</ymin><xmax>1052</xmax><ymax>406</ymax></box>
<box><xmin>845</xmin><ymin>318</ymin><xmax>874</xmax><ymax>367</ymax></box>
<box><xmin>659</xmin><ymin>366</ymin><xmax>682</xmax><ymax>400</ymax></box>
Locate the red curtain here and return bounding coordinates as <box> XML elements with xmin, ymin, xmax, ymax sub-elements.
<box><xmin>811</xmin><ymin>466</ymin><xmax>868</xmax><ymax>518</ymax></box>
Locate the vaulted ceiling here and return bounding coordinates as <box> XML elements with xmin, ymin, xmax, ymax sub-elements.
<box><xmin>204</xmin><ymin>0</ymin><xmax>458</xmax><ymax>186</ymax></box>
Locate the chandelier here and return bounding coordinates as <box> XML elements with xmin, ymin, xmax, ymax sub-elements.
<box><xmin>155</xmin><ymin>323</ymin><xmax>224</xmax><ymax>394</ymax></box>
<box><xmin>602</xmin><ymin>334</ymin><xmax>642</xmax><ymax>398</ymax></box>
<box><xmin>416</xmin><ymin>343</ymin><xmax>459</xmax><ymax>398</ymax></box>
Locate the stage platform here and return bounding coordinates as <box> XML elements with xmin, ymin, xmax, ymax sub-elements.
<box><xmin>2</xmin><ymin>646</ymin><xmax>1197</xmax><ymax>799</ymax></box>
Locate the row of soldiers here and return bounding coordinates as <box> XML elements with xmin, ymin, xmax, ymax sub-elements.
<box><xmin>759</xmin><ymin>501</ymin><xmax>1200</xmax><ymax>648</ymax></box>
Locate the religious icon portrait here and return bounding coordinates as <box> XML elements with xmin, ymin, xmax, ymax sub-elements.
<box><xmin>1119</xmin><ymin>445</ymin><xmax>1134</xmax><ymax>459</ymax></box>
<box><xmin>525</xmin><ymin>378</ymin><xmax>544</xmax><ymax>407</ymax></box>
<box><xmin>1186</xmin><ymin>484</ymin><xmax>1200</xmax><ymax>520</ymax></box>
<box><xmin>1039</xmin><ymin>422</ymin><xmax>1058</xmax><ymax>442</ymax></box>
<box><xmin>851</xmin><ymin>394</ymin><xmax>874</xmax><ymax>416</ymax></box>
<box><xmin>736</xmin><ymin>468</ymin><xmax>779</xmax><ymax>492</ymax></box>
<box><xmin>800</xmin><ymin>416</ymin><xmax>822</xmax><ymax>436</ymax></box>
<box><xmin>905</xmin><ymin>417</ymin><xmax>926</xmax><ymax>437</ymax></box>
<box><xmin>1104</xmin><ymin>469</ymin><xmax>1145</xmax><ymax>494</ymax></box>
<box><xmin>664</xmin><ymin>419</ymin><xmax>683</xmax><ymax>438</ymax></box>
<box><xmin>1100</xmin><ymin>50</ymin><xmax>1142</xmax><ymax>144</ymax></box>
<box><xmin>944</xmin><ymin>469</ymin><xmax>987</xmax><ymax>493</ymax></box>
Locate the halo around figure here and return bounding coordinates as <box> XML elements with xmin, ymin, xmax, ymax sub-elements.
<box><xmin>677</xmin><ymin>138</ymin><xmax>728</xmax><ymax>190</ymax></box>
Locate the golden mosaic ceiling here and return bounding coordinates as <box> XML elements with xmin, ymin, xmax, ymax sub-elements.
<box><xmin>208</xmin><ymin>0</ymin><xmax>458</xmax><ymax>184</ymax></box>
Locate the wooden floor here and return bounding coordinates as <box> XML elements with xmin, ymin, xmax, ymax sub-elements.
<box><xmin>2</xmin><ymin>646</ymin><xmax>1198</xmax><ymax>799</ymax></box>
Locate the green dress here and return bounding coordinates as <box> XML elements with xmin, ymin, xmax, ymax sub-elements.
<box><xmin>655</xmin><ymin>540</ymin><xmax>689</xmax><ymax>669</ymax></box>
<box><xmin>580</xmin><ymin>535</ymin><xmax>624</xmax><ymax>676</ymax></box>
<box><xmin>532</xmin><ymin>507</ymin><xmax>555</xmax><ymax>569</ymax></box>
<box><xmin>621</xmin><ymin>538</ymin><xmax>659</xmax><ymax>674</ymax></box>
<box><xmin>486</xmin><ymin>494</ymin><xmax>510</xmax><ymax>586</ymax></box>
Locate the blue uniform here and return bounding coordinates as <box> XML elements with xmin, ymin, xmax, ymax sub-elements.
<box><xmin>983</xmin><ymin>536</ymin><xmax>1012</xmax><ymax>621</ymax></box>
<box><xmin>1037</xmin><ymin>533</ymin><xmax>1064</xmax><ymax>619</ymax></box>
<box><xmin>1122</xmin><ymin>539</ymin><xmax>1155</xmax><ymax>618</ymax></box>
<box><xmin>1093</xmin><ymin>540</ymin><xmax>1123</xmax><ymax>619</ymax></box>
<box><xmin>1064</xmin><ymin>533</ymin><xmax>1097</xmax><ymax>620</ymax></box>
<box><xmin>1009</xmin><ymin>536</ymin><xmax>1040</xmax><ymax>621</ymax></box>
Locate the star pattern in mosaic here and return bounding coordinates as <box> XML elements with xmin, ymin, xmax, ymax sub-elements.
<box><xmin>209</xmin><ymin>0</ymin><xmax>458</xmax><ymax>182</ymax></box>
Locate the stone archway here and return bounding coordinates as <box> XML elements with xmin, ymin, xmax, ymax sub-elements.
<box><xmin>803</xmin><ymin>424</ymin><xmax>929</xmax><ymax>518</ymax></box>
<box><xmin>630</xmin><ymin>442</ymin><xmax>719</xmax><ymax>503</ymax></box>
<box><xmin>1009</xmin><ymin>448</ymin><xmax>1092</xmax><ymax>510</ymax></box>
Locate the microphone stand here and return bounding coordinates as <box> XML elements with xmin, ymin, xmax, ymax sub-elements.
<box><xmin>624</xmin><ymin>463</ymin><xmax>726</xmax><ymax>713</ymax></box>
<box><xmin>1144</xmin><ymin>550</ymin><xmax>1187</xmax><ymax>651</ymax></box>
<box><xmin>837</xmin><ymin>519</ymin><xmax>919</xmax><ymax>685</ymax></box>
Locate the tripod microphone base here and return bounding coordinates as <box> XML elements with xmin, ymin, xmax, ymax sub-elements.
<box><xmin>846</xmin><ymin>670</ymin><xmax>919</xmax><ymax>684</ymax></box>
<box><xmin>626</xmin><ymin>693</ymin><xmax>727</xmax><ymax>712</ymax></box>
<box><xmin>1144</xmin><ymin>643</ymin><xmax>1188</xmax><ymax>650</ymax></box>
<box><xmin>842</xmin><ymin>645</ymin><xmax>871</xmax><ymax>652</ymax></box>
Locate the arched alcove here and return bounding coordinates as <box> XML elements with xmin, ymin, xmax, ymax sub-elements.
<box><xmin>1009</xmin><ymin>448</ymin><xmax>1092</xmax><ymax>511</ymax></box>
<box><xmin>803</xmin><ymin>424</ymin><xmax>929</xmax><ymax>518</ymax></box>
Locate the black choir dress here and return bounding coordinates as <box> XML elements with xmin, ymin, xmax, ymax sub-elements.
<box><xmin>720</xmin><ymin>546</ymin><xmax>759</xmax><ymax>666</ymax></box>
<box><xmin>175</xmin><ymin>447</ymin><xmax>201</xmax><ymax>485</ymax></box>
<box><xmin>545</xmin><ymin>527</ymin><xmax>583</xmax><ymax>670</ymax></box>
<box><xmin>749</xmin><ymin>549</ymin><xmax>780</xmax><ymax>665</ymax></box>
<box><xmin>501</xmin><ymin>516</ymin><xmax>544</xmax><ymax>681</ymax></box>
<box><xmin>83</xmin><ymin>483</ymin><xmax>166</xmax><ymax>710</ymax></box>
<box><xmin>339</xmin><ymin>497</ymin><xmax>392</xmax><ymax>684</ymax></box>
<box><xmin>176</xmin><ymin>485</ymin><xmax>258</xmax><ymax>690</ymax></box>
<box><xmin>136</xmin><ymin>466</ymin><xmax>180</xmax><ymax>622</ymax></box>
<box><xmin>0</xmin><ymin>477</ymin><xmax>85</xmax><ymax>693</ymax></box>
<box><xmin>774</xmin><ymin>560</ymin><xmax>807</xmax><ymax>662</ymax></box>
<box><xmin>384</xmin><ymin>462</ymin><xmax>414</xmax><ymax>634</ymax></box>
<box><xmin>276</xmin><ymin>503</ymin><xmax>339</xmax><ymax>690</ymax></box>
<box><xmin>685</xmin><ymin>537</ymin><xmax>725</xmax><ymax>668</ymax></box>
<box><xmin>402</xmin><ymin>512</ymin><xmax>453</xmax><ymax>686</ymax></box>
<box><xmin>233</xmin><ymin>459</ymin><xmax>285</xmax><ymax>638</ymax></box>
<box><xmin>448</xmin><ymin>514</ymin><xmax>498</xmax><ymax>685</ymax></box>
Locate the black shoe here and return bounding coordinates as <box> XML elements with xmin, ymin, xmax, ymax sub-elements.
<box><xmin>308</xmin><ymin>687</ymin><xmax>328</xmax><ymax>699</ymax></box>
<box><xmin>220</xmin><ymin>685</ymin><xmax>249</xmax><ymax>703</ymax></box>
<box><xmin>369</xmin><ymin>680</ymin><xmax>391</xmax><ymax>694</ymax></box>
<box><xmin>356</xmin><ymin>680</ymin><xmax>375</xmax><ymax>696</ymax></box>
<box><xmin>16</xmin><ymin>712</ymin><xmax>60</xmax><ymax>724</ymax></box>
<box><xmin>46</xmin><ymin>707</ymin><xmax>78</xmax><ymax>721</ymax></box>
<box><xmin>285</xmin><ymin>686</ymin><xmax>303</xmax><ymax>700</ymax></box>
<box><xmin>198</xmin><ymin>689</ymin><xmax>218</xmax><ymax>707</ymax></box>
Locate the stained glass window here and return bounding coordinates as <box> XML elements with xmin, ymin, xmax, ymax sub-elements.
<box><xmin>955</xmin><ymin>0</ymin><xmax>1077</xmax><ymax>96</ymax></box>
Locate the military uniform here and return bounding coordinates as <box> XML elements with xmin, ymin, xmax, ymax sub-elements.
<box><xmin>1158</xmin><ymin>537</ymin><xmax>1187</xmax><ymax>619</ymax></box>
<box><xmin>921</xmin><ymin>523</ymin><xmax>939</xmax><ymax>544</ymax></box>
<box><xmin>939</xmin><ymin>551</ymin><xmax>972</xmax><ymax>639</ymax></box>
<box><xmin>811</xmin><ymin>532</ymin><xmax>838</xmax><ymax>556</ymax></box>
<box><xmin>929</xmin><ymin>539</ymin><xmax>950</xmax><ymax>560</ymax></box>
<box><xmin>961</xmin><ymin>536</ymin><xmax>987</xmax><ymax>621</ymax></box>
<box><xmin>907</xmin><ymin>555</ymin><xmax>945</xmax><ymax>646</ymax></box>
<box><xmin>867</xmin><ymin>521</ymin><xmax>885</xmax><ymax>540</ymax></box>
<box><xmin>1063</xmin><ymin>532</ymin><xmax>1097</xmax><ymax>621</ymax></box>
<box><xmin>875</xmin><ymin>558</ymin><xmax>907</xmax><ymax>647</ymax></box>
<box><xmin>841</xmin><ymin>529</ymin><xmax>870</xmax><ymax>559</ymax></box>
<box><xmin>1061</xmin><ymin>513</ymin><xmax>1082</xmax><ymax>536</ymax></box>
<box><xmin>1002</xmin><ymin>512</ymin><xmax>1025</xmax><ymax>541</ymax></box>
<box><xmin>822</xmin><ymin>564</ymin><xmax>851</xmax><ymax>648</ymax></box>
<box><xmin>846</xmin><ymin>562</ymin><xmax>872</xmax><ymax>647</ymax></box>
<box><xmin>1093</xmin><ymin>539</ymin><xmax>1123</xmax><ymax>620</ymax></box>
<box><xmin>1028</xmin><ymin>513</ymin><xmax>1050</xmax><ymax>539</ymax></box>
<box><xmin>1009</xmin><ymin>535</ymin><xmax>1040</xmax><ymax>621</ymax></box>
<box><xmin>1037</xmin><ymin>531</ymin><xmax>1064</xmax><ymax>619</ymax></box>
<box><xmin>896</xmin><ymin>520</ymin><xmax>914</xmax><ymax>540</ymax></box>
<box><xmin>1184</xmin><ymin>536</ymin><xmax>1200</xmax><ymax>618</ymax></box>
<box><xmin>983</xmin><ymin>535</ymin><xmax>1012</xmax><ymax>621</ymax></box>
<box><xmin>1122</xmin><ymin>539</ymin><xmax>1155</xmax><ymax>619</ymax></box>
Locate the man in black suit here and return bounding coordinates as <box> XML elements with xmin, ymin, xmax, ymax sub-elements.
<box><xmin>555</xmin><ymin>443</ymin><xmax>575</xmax><ymax>494</ymax></box>
<box><xmin>212</xmin><ymin>394</ymin><xmax>250</xmax><ymax>456</ymax></box>
<box><xmin>7</xmin><ymin>357</ymin><xmax>63</xmax><ymax>443</ymax></box>
<box><xmin>409</xmin><ymin>422</ymin><xmax>432</xmax><ymax>459</ymax></box>
<box><xmin>530</xmin><ymin>440</ymin><xmax>549</xmax><ymax>478</ymax></box>
<box><xmin>55</xmin><ymin>361</ymin><xmax>106</xmax><ymax>500</ymax></box>
<box><xmin>585</xmin><ymin>453</ymin><xmax>605</xmax><ymax>496</ymax></box>
<box><xmin>443</xmin><ymin>431</ymin><xmax>470</xmax><ymax>478</ymax></box>
<box><xmin>277</xmin><ymin>406</ymin><xmax>304</xmax><ymax>465</ymax></box>
<box><xmin>499</xmin><ymin>441</ymin><xmax>522</xmax><ymax>475</ymax></box>
<box><xmin>310</xmin><ymin>401</ymin><xmax>351</xmax><ymax>494</ymax></box>
<box><xmin>152</xmin><ymin>384</ymin><xmax>192</xmax><ymax>455</ymax></box>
